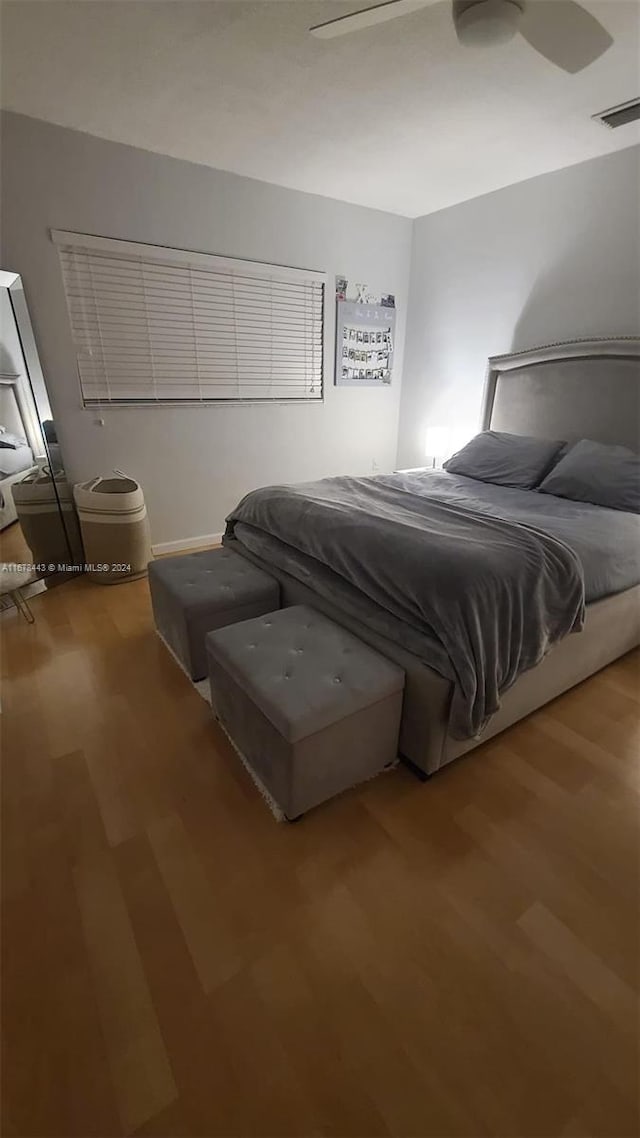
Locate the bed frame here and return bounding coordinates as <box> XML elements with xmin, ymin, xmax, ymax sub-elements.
<box><xmin>230</xmin><ymin>336</ymin><xmax>640</xmax><ymax>777</ymax></box>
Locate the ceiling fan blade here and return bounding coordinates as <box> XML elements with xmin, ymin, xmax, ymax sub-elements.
<box><xmin>310</xmin><ymin>0</ymin><xmax>440</xmax><ymax>40</ymax></box>
<box><xmin>519</xmin><ymin>0</ymin><xmax>613</xmax><ymax>73</ymax></box>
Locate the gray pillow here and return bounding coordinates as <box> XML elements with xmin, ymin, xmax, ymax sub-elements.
<box><xmin>443</xmin><ymin>430</ymin><xmax>565</xmax><ymax>490</ymax></box>
<box><xmin>539</xmin><ymin>439</ymin><xmax>640</xmax><ymax>513</ymax></box>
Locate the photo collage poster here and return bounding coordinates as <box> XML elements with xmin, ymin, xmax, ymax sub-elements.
<box><xmin>335</xmin><ymin>299</ymin><xmax>396</xmax><ymax>387</ymax></box>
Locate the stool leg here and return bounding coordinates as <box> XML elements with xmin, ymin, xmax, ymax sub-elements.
<box><xmin>12</xmin><ymin>588</ymin><xmax>35</xmax><ymax>624</ymax></box>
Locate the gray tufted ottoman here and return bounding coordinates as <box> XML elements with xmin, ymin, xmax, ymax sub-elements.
<box><xmin>206</xmin><ymin>605</ymin><xmax>405</xmax><ymax>819</ymax></box>
<box><xmin>148</xmin><ymin>547</ymin><xmax>279</xmax><ymax>680</ymax></box>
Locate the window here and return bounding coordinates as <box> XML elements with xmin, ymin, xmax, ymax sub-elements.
<box><xmin>52</xmin><ymin>231</ymin><xmax>325</xmax><ymax>405</ymax></box>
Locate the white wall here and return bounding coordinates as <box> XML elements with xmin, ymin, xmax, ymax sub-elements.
<box><xmin>396</xmin><ymin>145</ymin><xmax>640</xmax><ymax>469</ymax></box>
<box><xmin>1</xmin><ymin>112</ymin><xmax>412</xmax><ymax>546</ymax></box>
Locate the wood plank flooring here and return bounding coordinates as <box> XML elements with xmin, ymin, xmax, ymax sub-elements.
<box><xmin>1</xmin><ymin>573</ymin><xmax>638</xmax><ymax>1137</ymax></box>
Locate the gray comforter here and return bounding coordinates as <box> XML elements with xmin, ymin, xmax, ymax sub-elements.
<box><xmin>225</xmin><ymin>472</ymin><xmax>592</xmax><ymax>739</ymax></box>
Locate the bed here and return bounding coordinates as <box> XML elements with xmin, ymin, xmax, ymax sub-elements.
<box><xmin>224</xmin><ymin>337</ymin><xmax>640</xmax><ymax>777</ymax></box>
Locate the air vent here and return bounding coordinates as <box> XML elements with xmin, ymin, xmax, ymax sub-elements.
<box><xmin>592</xmin><ymin>98</ymin><xmax>640</xmax><ymax>129</ymax></box>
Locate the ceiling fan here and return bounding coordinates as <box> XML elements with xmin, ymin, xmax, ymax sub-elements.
<box><xmin>309</xmin><ymin>0</ymin><xmax>614</xmax><ymax>74</ymax></box>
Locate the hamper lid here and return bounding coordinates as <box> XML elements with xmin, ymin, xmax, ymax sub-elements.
<box><xmin>80</xmin><ymin>473</ymin><xmax>139</xmax><ymax>494</ymax></box>
<box><xmin>74</xmin><ymin>470</ymin><xmax>146</xmax><ymax>515</ymax></box>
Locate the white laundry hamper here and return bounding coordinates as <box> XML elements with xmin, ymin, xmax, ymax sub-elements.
<box><xmin>74</xmin><ymin>472</ymin><xmax>152</xmax><ymax>583</ymax></box>
<box><xmin>13</xmin><ymin>469</ymin><xmax>84</xmax><ymax>569</ymax></box>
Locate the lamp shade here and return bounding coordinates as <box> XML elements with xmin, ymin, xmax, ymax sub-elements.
<box><xmin>424</xmin><ymin>425</ymin><xmax>451</xmax><ymax>457</ymax></box>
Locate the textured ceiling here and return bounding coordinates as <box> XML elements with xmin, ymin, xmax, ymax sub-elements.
<box><xmin>1</xmin><ymin>0</ymin><xmax>638</xmax><ymax>216</ymax></box>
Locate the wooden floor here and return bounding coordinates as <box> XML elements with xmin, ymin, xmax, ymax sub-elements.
<box><xmin>1</xmin><ymin>574</ymin><xmax>638</xmax><ymax>1138</ymax></box>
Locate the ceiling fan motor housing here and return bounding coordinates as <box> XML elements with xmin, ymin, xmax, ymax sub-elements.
<box><xmin>453</xmin><ymin>0</ymin><xmax>525</xmax><ymax>46</ymax></box>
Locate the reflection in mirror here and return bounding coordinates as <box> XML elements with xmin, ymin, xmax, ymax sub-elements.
<box><xmin>0</xmin><ymin>271</ymin><xmax>81</xmax><ymax>615</ymax></box>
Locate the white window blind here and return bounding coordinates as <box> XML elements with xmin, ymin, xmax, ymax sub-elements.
<box><xmin>52</xmin><ymin>230</ymin><xmax>325</xmax><ymax>405</ymax></box>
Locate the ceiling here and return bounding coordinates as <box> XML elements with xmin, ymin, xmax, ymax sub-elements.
<box><xmin>1</xmin><ymin>0</ymin><xmax>638</xmax><ymax>217</ymax></box>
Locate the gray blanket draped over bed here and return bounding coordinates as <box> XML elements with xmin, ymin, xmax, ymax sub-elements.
<box><xmin>225</xmin><ymin>474</ymin><xmax>586</xmax><ymax>739</ymax></box>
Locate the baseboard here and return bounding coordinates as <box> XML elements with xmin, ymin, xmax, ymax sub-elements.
<box><xmin>151</xmin><ymin>532</ymin><xmax>224</xmax><ymax>555</ymax></box>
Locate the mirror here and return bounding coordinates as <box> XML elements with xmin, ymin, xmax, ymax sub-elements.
<box><xmin>0</xmin><ymin>271</ymin><xmax>81</xmax><ymax>597</ymax></box>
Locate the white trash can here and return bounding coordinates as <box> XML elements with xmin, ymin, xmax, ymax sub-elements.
<box><xmin>74</xmin><ymin>472</ymin><xmax>152</xmax><ymax>583</ymax></box>
<box><xmin>13</xmin><ymin>469</ymin><xmax>84</xmax><ymax>570</ymax></box>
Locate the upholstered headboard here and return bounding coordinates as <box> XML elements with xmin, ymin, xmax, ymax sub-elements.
<box><xmin>481</xmin><ymin>337</ymin><xmax>640</xmax><ymax>450</ymax></box>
